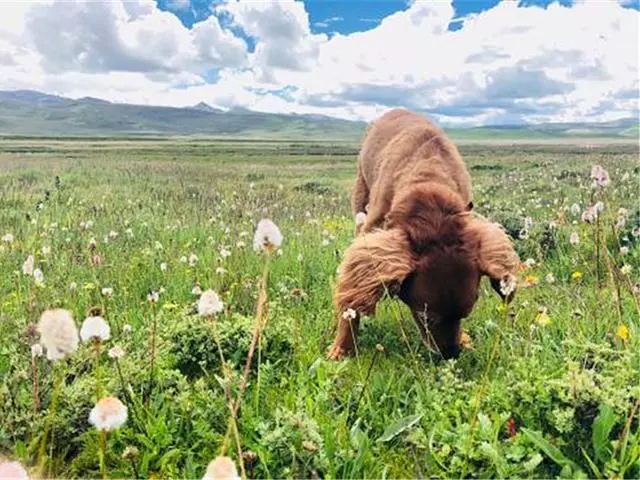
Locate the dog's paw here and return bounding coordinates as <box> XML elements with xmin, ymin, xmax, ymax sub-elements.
<box><xmin>326</xmin><ymin>344</ymin><xmax>350</xmax><ymax>361</ymax></box>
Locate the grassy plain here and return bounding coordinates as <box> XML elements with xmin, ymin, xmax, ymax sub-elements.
<box><xmin>0</xmin><ymin>138</ymin><xmax>638</xmax><ymax>478</ymax></box>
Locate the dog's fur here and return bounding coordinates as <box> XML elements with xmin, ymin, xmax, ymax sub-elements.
<box><xmin>328</xmin><ymin>108</ymin><xmax>518</xmax><ymax>360</ymax></box>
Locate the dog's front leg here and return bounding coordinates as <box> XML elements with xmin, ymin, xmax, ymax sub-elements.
<box><xmin>327</xmin><ymin>312</ymin><xmax>360</xmax><ymax>360</ymax></box>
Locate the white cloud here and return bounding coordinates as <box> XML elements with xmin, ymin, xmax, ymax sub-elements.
<box><xmin>0</xmin><ymin>0</ymin><xmax>637</xmax><ymax>125</ymax></box>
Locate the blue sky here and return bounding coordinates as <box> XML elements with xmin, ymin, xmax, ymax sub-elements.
<box><xmin>158</xmin><ymin>0</ymin><xmax>621</xmax><ymax>34</ymax></box>
<box><xmin>0</xmin><ymin>0</ymin><xmax>637</xmax><ymax>125</ymax></box>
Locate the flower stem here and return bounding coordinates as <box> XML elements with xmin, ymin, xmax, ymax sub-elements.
<box><xmin>94</xmin><ymin>339</ymin><xmax>102</xmax><ymax>400</ymax></box>
<box><xmin>37</xmin><ymin>362</ymin><xmax>63</xmax><ymax>476</ymax></box>
<box><xmin>99</xmin><ymin>430</ymin><xmax>107</xmax><ymax>479</ymax></box>
<box><xmin>32</xmin><ymin>355</ymin><xmax>39</xmax><ymax>418</ymax></box>
<box><xmin>147</xmin><ymin>305</ymin><xmax>158</xmax><ymax>407</ymax></box>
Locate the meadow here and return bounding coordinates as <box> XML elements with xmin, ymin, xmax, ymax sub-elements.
<box><xmin>0</xmin><ymin>137</ymin><xmax>638</xmax><ymax>479</ymax></box>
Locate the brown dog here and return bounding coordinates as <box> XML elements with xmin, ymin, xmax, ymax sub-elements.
<box><xmin>328</xmin><ymin>108</ymin><xmax>518</xmax><ymax>360</ymax></box>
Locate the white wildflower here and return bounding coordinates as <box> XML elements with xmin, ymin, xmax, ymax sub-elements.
<box><xmin>342</xmin><ymin>308</ymin><xmax>357</xmax><ymax>321</ymax></box>
<box><xmin>31</xmin><ymin>343</ymin><xmax>43</xmax><ymax>358</ymax></box>
<box><xmin>499</xmin><ymin>275</ymin><xmax>517</xmax><ymax>297</ymax></box>
<box><xmin>545</xmin><ymin>273</ymin><xmax>556</xmax><ymax>284</ymax></box>
<box><xmin>147</xmin><ymin>291</ymin><xmax>160</xmax><ymax>304</ymax></box>
<box><xmin>0</xmin><ymin>460</ymin><xmax>29</xmax><ymax>480</ymax></box>
<box><xmin>355</xmin><ymin>212</ymin><xmax>367</xmax><ymax>226</ymax></box>
<box><xmin>22</xmin><ymin>255</ymin><xmax>35</xmax><ymax>276</ymax></box>
<box><xmin>621</xmin><ymin>265</ymin><xmax>632</xmax><ymax>276</ymax></box>
<box><xmin>253</xmin><ymin>219</ymin><xmax>283</xmax><ymax>253</ymax></box>
<box><xmin>101</xmin><ymin>287</ymin><xmax>113</xmax><ymax>298</ymax></box>
<box><xmin>189</xmin><ymin>253</ymin><xmax>199</xmax><ymax>266</ymax></box>
<box><xmin>198</xmin><ymin>290</ymin><xmax>224</xmax><ymax>317</ymax></box>
<box><xmin>80</xmin><ymin>316</ymin><xmax>111</xmax><ymax>342</ymax></box>
<box><xmin>33</xmin><ymin>268</ymin><xmax>44</xmax><ymax>286</ymax></box>
<box><xmin>108</xmin><ymin>346</ymin><xmax>125</xmax><ymax>359</ymax></box>
<box><xmin>160</xmin><ymin>262</ymin><xmax>167</xmax><ymax>272</ymax></box>
<box><xmin>89</xmin><ymin>396</ymin><xmax>127</xmax><ymax>431</ymax></box>
<box><xmin>1</xmin><ymin>233</ymin><xmax>14</xmax><ymax>243</ymax></box>
<box><xmin>203</xmin><ymin>456</ymin><xmax>239</xmax><ymax>480</ymax></box>
<box><xmin>37</xmin><ymin>309</ymin><xmax>79</xmax><ymax>361</ymax></box>
<box><xmin>570</xmin><ymin>203</ymin><xmax>581</xmax><ymax>215</ymax></box>
<box><xmin>570</xmin><ymin>232</ymin><xmax>580</xmax><ymax>245</ymax></box>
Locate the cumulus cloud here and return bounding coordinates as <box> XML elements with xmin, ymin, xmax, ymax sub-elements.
<box><xmin>0</xmin><ymin>0</ymin><xmax>637</xmax><ymax>125</ymax></box>
<box><xmin>217</xmin><ymin>0</ymin><xmax>326</xmax><ymax>76</ymax></box>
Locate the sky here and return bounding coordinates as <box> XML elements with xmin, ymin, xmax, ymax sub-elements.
<box><xmin>0</xmin><ymin>0</ymin><xmax>638</xmax><ymax>126</ymax></box>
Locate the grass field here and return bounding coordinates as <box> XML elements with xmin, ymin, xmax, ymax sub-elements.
<box><xmin>0</xmin><ymin>138</ymin><xmax>639</xmax><ymax>479</ymax></box>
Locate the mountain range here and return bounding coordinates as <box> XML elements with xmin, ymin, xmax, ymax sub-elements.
<box><xmin>0</xmin><ymin>90</ymin><xmax>637</xmax><ymax>140</ymax></box>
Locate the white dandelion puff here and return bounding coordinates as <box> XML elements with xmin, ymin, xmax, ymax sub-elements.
<box><xmin>499</xmin><ymin>275</ymin><xmax>517</xmax><ymax>298</ymax></box>
<box><xmin>253</xmin><ymin>219</ymin><xmax>283</xmax><ymax>253</ymax></box>
<box><xmin>37</xmin><ymin>309</ymin><xmax>79</xmax><ymax>361</ymax></box>
<box><xmin>108</xmin><ymin>346</ymin><xmax>125</xmax><ymax>359</ymax></box>
<box><xmin>22</xmin><ymin>255</ymin><xmax>35</xmax><ymax>276</ymax></box>
<box><xmin>89</xmin><ymin>396</ymin><xmax>127</xmax><ymax>431</ymax></box>
<box><xmin>33</xmin><ymin>268</ymin><xmax>44</xmax><ymax>286</ymax></box>
<box><xmin>569</xmin><ymin>232</ymin><xmax>580</xmax><ymax>246</ymax></box>
<box><xmin>0</xmin><ymin>460</ymin><xmax>29</xmax><ymax>480</ymax></box>
<box><xmin>198</xmin><ymin>290</ymin><xmax>224</xmax><ymax>317</ymax></box>
<box><xmin>80</xmin><ymin>316</ymin><xmax>111</xmax><ymax>342</ymax></box>
<box><xmin>203</xmin><ymin>456</ymin><xmax>240</xmax><ymax>480</ymax></box>
<box><xmin>31</xmin><ymin>343</ymin><xmax>43</xmax><ymax>358</ymax></box>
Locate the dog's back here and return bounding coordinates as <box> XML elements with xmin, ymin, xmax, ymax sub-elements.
<box><xmin>357</xmin><ymin>108</ymin><xmax>471</xmax><ymax>209</ymax></box>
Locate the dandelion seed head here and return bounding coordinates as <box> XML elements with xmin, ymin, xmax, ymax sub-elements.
<box><xmin>108</xmin><ymin>346</ymin><xmax>125</xmax><ymax>359</ymax></box>
<box><xmin>569</xmin><ymin>232</ymin><xmax>580</xmax><ymax>246</ymax></box>
<box><xmin>198</xmin><ymin>290</ymin><xmax>224</xmax><ymax>317</ymax></box>
<box><xmin>31</xmin><ymin>343</ymin><xmax>43</xmax><ymax>358</ymax></box>
<box><xmin>203</xmin><ymin>456</ymin><xmax>239</xmax><ymax>480</ymax></box>
<box><xmin>0</xmin><ymin>460</ymin><xmax>29</xmax><ymax>480</ymax></box>
<box><xmin>342</xmin><ymin>308</ymin><xmax>357</xmax><ymax>321</ymax></box>
<box><xmin>570</xmin><ymin>203</ymin><xmax>581</xmax><ymax>215</ymax></box>
<box><xmin>253</xmin><ymin>219</ymin><xmax>283</xmax><ymax>253</ymax></box>
<box><xmin>22</xmin><ymin>255</ymin><xmax>34</xmax><ymax>276</ymax></box>
<box><xmin>499</xmin><ymin>274</ymin><xmax>517</xmax><ymax>297</ymax></box>
<box><xmin>33</xmin><ymin>268</ymin><xmax>44</xmax><ymax>286</ymax></box>
<box><xmin>101</xmin><ymin>287</ymin><xmax>113</xmax><ymax>298</ymax></box>
<box><xmin>37</xmin><ymin>309</ymin><xmax>79</xmax><ymax>361</ymax></box>
<box><xmin>147</xmin><ymin>291</ymin><xmax>160</xmax><ymax>304</ymax></box>
<box><xmin>89</xmin><ymin>396</ymin><xmax>127</xmax><ymax>431</ymax></box>
<box><xmin>80</xmin><ymin>316</ymin><xmax>111</xmax><ymax>342</ymax></box>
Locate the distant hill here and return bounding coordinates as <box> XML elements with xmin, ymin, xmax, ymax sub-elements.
<box><xmin>0</xmin><ymin>90</ymin><xmax>366</xmax><ymax>140</ymax></box>
<box><xmin>0</xmin><ymin>90</ymin><xmax>637</xmax><ymax>140</ymax></box>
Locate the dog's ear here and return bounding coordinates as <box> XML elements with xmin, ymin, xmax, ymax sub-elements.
<box><xmin>466</xmin><ymin>218</ymin><xmax>519</xmax><ymax>300</ymax></box>
<box><xmin>335</xmin><ymin>228</ymin><xmax>415</xmax><ymax>315</ymax></box>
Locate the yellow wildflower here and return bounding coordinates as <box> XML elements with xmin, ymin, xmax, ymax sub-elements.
<box><xmin>535</xmin><ymin>310</ymin><xmax>551</xmax><ymax>326</ymax></box>
<box><xmin>571</xmin><ymin>271</ymin><xmax>583</xmax><ymax>281</ymax></box>
<box><xmin>617</xmin><ymin>324</ymin><xmax>629</xmax><ymax>342</ymax></box>
<box><xmin>525</xmin><ymin>275</ymin><xmax>539</xmax><ymax>287</ymax></box>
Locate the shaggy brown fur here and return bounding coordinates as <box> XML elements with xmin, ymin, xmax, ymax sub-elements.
<box><xmin>328</xmin><ymin>108</ymin><xmax>518</xmax><ymax>361</ymax></box>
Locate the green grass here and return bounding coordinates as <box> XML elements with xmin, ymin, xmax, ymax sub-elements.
<box><xmin>0</xmin><ymin>139</ymin><xmax>639</xmax><ymax>479</ymax></box>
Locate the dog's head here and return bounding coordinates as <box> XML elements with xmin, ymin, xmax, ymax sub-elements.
<box><xmin>335</xmin><ymin>183</ymin><xmax>518</xmax><ymax>358</ymax></box>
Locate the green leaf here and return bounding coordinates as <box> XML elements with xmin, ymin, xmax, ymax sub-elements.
<box><xmin>592</xmin><ymin>404</ymin><xmax>618</xmax><ymax>463</ymax></box>
<box><xmin>377</xmin><ymin>413</ymin><xmax>424</xmax><ymax>443</ymax></box>
<box><xmin>521</xmin><ymin>427</ymin><xmax>582</xmax><ymax>473</ymax></box>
